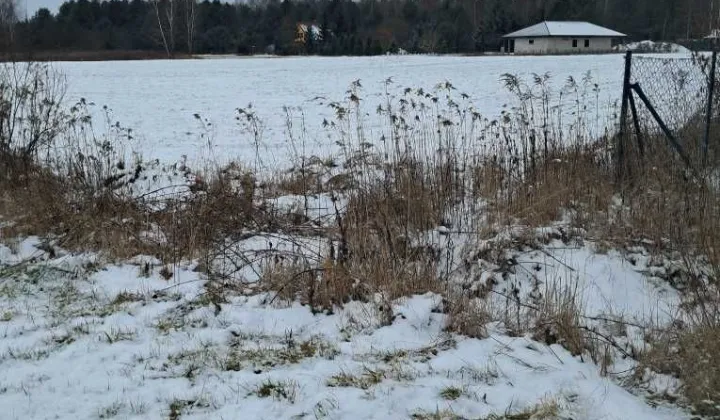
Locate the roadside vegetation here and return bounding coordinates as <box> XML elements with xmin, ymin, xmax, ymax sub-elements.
<box><xmin>1</xmin><ymin>60</ymin><xmax>719</xmax><ymax>418</ymax></box>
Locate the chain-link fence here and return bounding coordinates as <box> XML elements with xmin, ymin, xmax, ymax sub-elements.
<box><xmin>631</xmin><ymin>56</ymin><xmax>709</xmax><ymax>133</ymax></box>
<box><xmin>619</xmin><ymin>51</ymin><xmax>719</xmax><ymax>175</ymax></box>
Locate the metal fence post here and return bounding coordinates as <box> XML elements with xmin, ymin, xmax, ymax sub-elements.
<box><xmin>704</xmin><ymin>51</ymin><xmax>717</xmax><ymax>167</ymax></box>
<box><xmin>631</xmin><ymin>83</ymin><xmax>699</xmax><ymax>179</ymax></box>
<box><xmin>617</xmin><ymin>51</ymin><xmax>633</xmax><ymax>184</ymax></box>
<box><xmin>628</xmin><ymin>92</ymin><xmax>644</xmax><ymax>157</ymax></box>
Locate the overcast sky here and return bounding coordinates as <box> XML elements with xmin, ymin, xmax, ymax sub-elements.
<box><xmin>20</xmin><ymin>0</ymin><xmax>64</xmax><ymax>17</ymax></box>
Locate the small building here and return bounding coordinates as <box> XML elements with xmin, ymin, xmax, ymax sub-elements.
<box><xmin>295</xmin><ymin>24</ymin><xmax>323</xmax><ymax>45</ymax></box>
<box><xmin>503</xmin><ymin>21</ymin><xmax>626</xmax><ymax>54</ymax></box>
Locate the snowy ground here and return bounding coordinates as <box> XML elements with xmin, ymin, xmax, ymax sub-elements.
<box><xmin>0</xmin><ymin>229</ymin><xmax>690</xmax><ymax>420</ymax></box>
<box><xmin>55</xmin><ymin>54</ymin><xmax>690</xmax><ymax>168</ymax></box>
<box><xmin>0</xmin><ymin>53</ymin><xmax>702</xmax><ymax>419</ymax></box>
<box><xmin>616</xmin><ymin>41</ymin><xmax>691</xmax><ymax>54</ymax></box>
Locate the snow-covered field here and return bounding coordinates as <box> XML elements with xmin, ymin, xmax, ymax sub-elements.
<box><xmin>0</xmin><ymin>232</ymin><xmax>688</xmax><ymax>420</ymax></box>
<box><xmin>56</xmin><ymin>54</ymin><xmax>663</xmax><ymax>167</ymax></box>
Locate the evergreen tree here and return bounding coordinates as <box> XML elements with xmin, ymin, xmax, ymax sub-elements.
<box><xmin>304</xmin><ymin>24</ymin><xmax>315</xmax><ymax>54</ymax></box>
<box><xmin>12</xmin><ymin>0</ymin><xmax>720</xmax><ymax>57</ymax></box>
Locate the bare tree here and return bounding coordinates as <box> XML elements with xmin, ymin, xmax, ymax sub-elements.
<box><xmin>153</xmin><ymin>0</ymin><xmax>175</xmax><ymax>58</ymax></box>
<box><xmin>711</xmin><ymin>0</ymin><xmax>716</xmax><ymax>36</ymax></box>
<box><xmin>185</xmin><ymin>0</ymin><xmax>196</xmax><ymax>55</ymax></box>
<box><xmin>0</xmin><ymin>62</ymin><xmax>67</xmax><ymax>161</ymax></box>
<box><xmin>0</xmin><ymin>0</ymin><xmax>17</xmax><ymax>50</ymax></box>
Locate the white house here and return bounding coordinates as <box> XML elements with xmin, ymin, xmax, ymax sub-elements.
<box><xmin>503</xmin><ymin>21</ymin><xmax>626</xmax><ymax>54</ymax></box>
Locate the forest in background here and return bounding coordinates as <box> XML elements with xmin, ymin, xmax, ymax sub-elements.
<box><xmin>1</xmin><ymin>0</ymin><xmax>720</xmax><ymax>57</ymax></box>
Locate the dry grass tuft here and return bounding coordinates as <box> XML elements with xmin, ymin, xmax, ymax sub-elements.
<box><xmin>342</xmin><ymin>235</ymin><xmax>440</xmax><ymax>301</ymax></box>
<box><xmin>444</xmin><ymin>296</ymin><xmax>491</xmax><ymax>339</ymax></box>
<box><xmin>259</xmin><ymin>258</ymin><xmax>362</xmax><ymax>314</ymax></box>
<box><xmin>269</xmin><ymin>162</ymin><xmax>329</xmax><ymax>196</ymax></box>
<box><xmin>249</xmin><ymin>379</ymin><xmax>299</xmax><ymax>402</ymax></box>
<box><xmin>478</xmin><ymin>144</ymin><xmax>615</xmax><ymax>232</ymax></box>
<box><xmin>152</xmin><ymin>164</ymin><xmax>258</xmax><ymax>260</ymax></box>
<box><xmin>439</xmin><ymin>385</ymin><xmax>463</xmax><ymax>400</ymax></box>
<box><xmin>531</xmin><ymin>280</ymin><xmax>586</xmax><ymax>356</ymax></box>
<box><xmin>496</xmin><ymin>397</ymin><xmax>560</xmax><ymax>420</ymax></box>
<box><xmin>327</xmin><ymin>367</ymin><xmax>385</xmax><ymax>390</ymax></box>
<box><xmin>345</xmin><ymin>161</ymin><xmax>455</xmax><ymax>235</ymax></box>
<box><xmin>640</xmin><ymin>302</ymin><xmax>720</xmax><ymax>415</ymax></box>
<box><xmin>0</xmin><ymin>150</ymin><xmax>260</xmax><ymax>264</ymax></box>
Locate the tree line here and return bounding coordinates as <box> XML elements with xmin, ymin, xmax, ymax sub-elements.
<box><xmin>2</xmin><ymin>0</ymin><xmax>720</xmax><ymax>57</ymax></box>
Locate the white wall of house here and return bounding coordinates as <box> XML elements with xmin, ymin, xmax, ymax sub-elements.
<box><xmin>511</xmin><ymin>37</ymin><xmax>614</xmax><ymax>54</ymax></box>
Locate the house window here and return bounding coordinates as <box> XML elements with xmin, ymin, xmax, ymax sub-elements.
<box><xmin>584</xmin><ymin>39</ymin><xmax>590</xmax><ymax>48</ymax></box>
<box><xmin>572</xmin><ymin>39</ymin><xmax>578</xmax><ymax>48</ymax></box>
<box><xmin>529</xmin><ymin>39</ymin><xmax>535</xmax><ymax>45</ymax></box>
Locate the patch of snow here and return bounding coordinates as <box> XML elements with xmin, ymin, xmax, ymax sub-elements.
<box><xmin>509</xmin><ymin>242</ymin><xmax>679</xmax><ymax>324</ymax></box>
<box><xmin>0</xmin><ymin>236</ymin><xmax>46</xmax><ymax>265</ymax></box>
<box><xmin>0</xmin><ymin>232</ymin><xmax>694</xmax><ymax>419</ymax></box>
<box><xmin>616</xmin><ymin>40</ymin><xmax>690</xmax><ymax>54</ymax></box>
<box><xmin>705</xmin><ymin>29</ymin><xmax>720</xmax><ymax>39</ymax></box>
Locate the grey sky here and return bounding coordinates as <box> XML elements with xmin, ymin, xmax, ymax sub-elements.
<box><xmin>20</xmin><ymin>0</ymin><xmax>63</xmax><ymax>18</ymax></box>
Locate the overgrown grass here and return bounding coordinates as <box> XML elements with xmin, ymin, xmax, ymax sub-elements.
<box><xmin>411</xmin><ymin>398</ymin><xmax>560</xmax><ymax>420</ymax></box>
<box><xmin>326</xmin><ymin>367</ymin><xmax>385</xmax><ymax>390</ymax></box>
<box><xmin>439</xmin><ymin>385</ymin><xmax>463</xmax><ymax>400</ymax></box>
<box><xmin>249</xmin><ymin>379</ymin><xmax>299</xmax><ymax>402</ymax></box>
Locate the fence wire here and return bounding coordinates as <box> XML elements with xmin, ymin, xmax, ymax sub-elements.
<box><xmin>630</xmin><ymin>55</ymin><xmax>711</xmax><ymax>140</ymax></box>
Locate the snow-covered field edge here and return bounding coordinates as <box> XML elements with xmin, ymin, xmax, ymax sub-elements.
<box><xmin>0</xmin><ymin>220</ymin><xmax>693</xmax><ymax>420</ymax></box>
